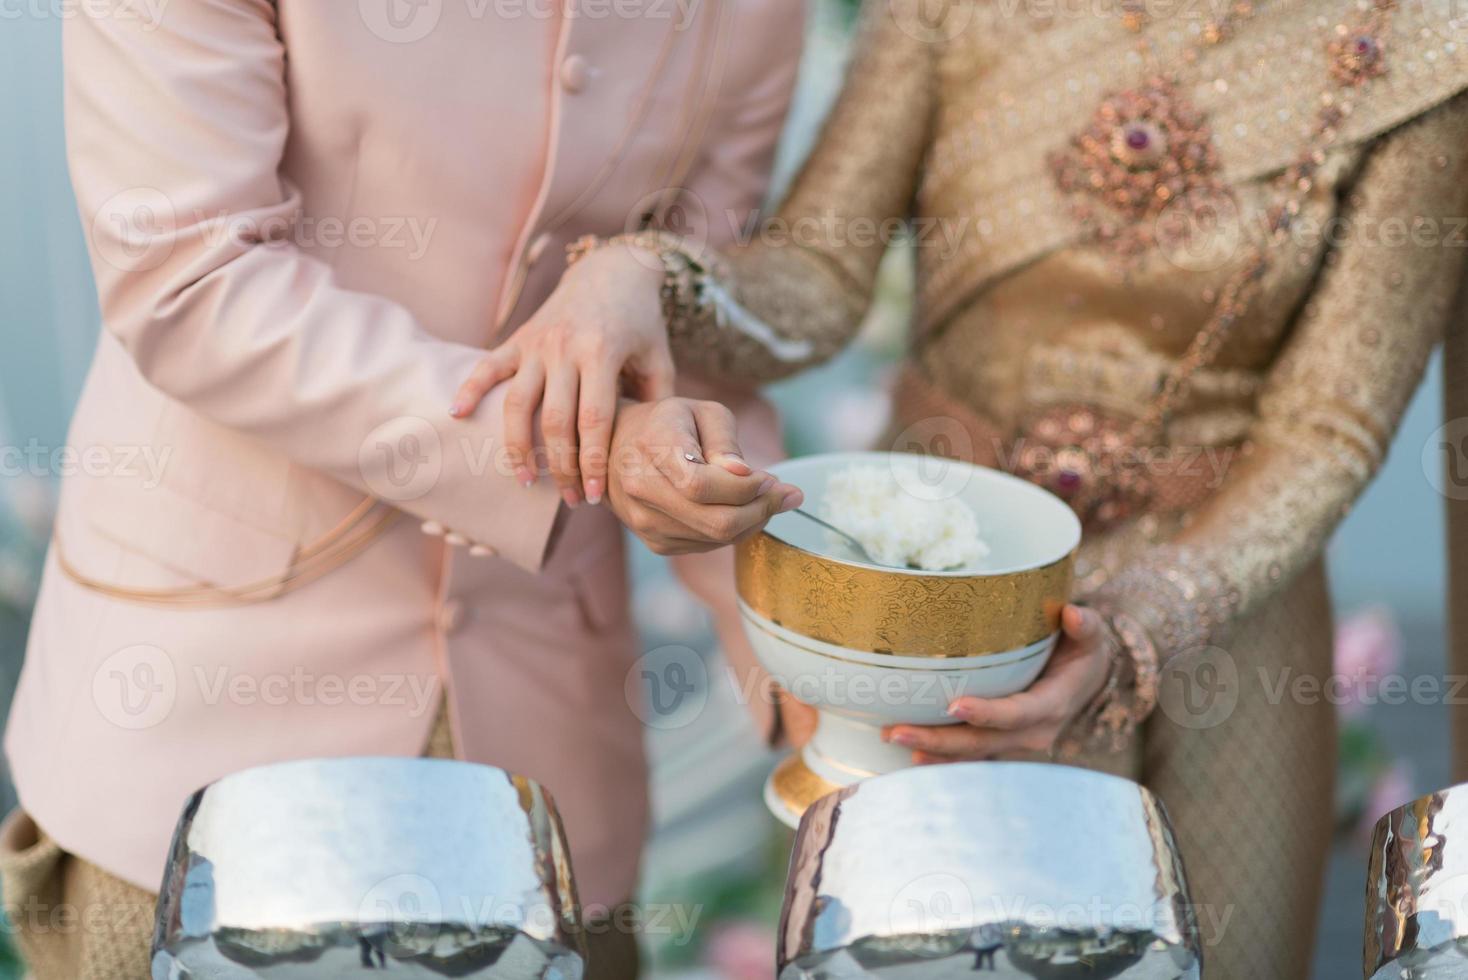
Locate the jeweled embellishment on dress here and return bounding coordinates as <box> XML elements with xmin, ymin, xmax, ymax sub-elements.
<box><xmin>1048</xmin><ymin>76</ymin><xmax>1226</xmax><ymax>258</ymax></box>
<box><xmin>1011</xmin><ymin>405</ymin><xmax>1156</xmax><ymax>527</ymax></box>
<box><xmin>1327</xmin><ymin>0</ymin><xmax>1394</xmax><ymax>86</ymax></box>
<box><xmin>1328</xmin><ymin>32</ymin><xmax>1386</xmax><ymax>85</ymax></box>
<box><xmin>1110</xmin><ymin>120</ymin><xmax>1168</xmax><ymax>169</ymax></box>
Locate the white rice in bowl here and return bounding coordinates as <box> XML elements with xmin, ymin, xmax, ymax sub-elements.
<box><xmin>820</xmin><ymin>464</ymin><xmax>990</xmax><ymax>571</ymax></box>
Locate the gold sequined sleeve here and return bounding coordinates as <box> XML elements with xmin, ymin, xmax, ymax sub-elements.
<box><xmin>659</xmin><ymin>0</ymin><xmax>939</xmax><ymax>381</ymax></box>
<box><xmin>1089</xmin><ymin>91</ymin><xmax>1468</xmax><ymax>681</ymax></box>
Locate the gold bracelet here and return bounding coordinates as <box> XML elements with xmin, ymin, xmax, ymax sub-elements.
<box><xmin>1052</xmin><ymin>607</ymin><xmax>1160</xmax><ymax>759</ymax></box>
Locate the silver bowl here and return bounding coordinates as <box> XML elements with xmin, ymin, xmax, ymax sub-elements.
<box><xmin>1365</xmin><ymin>783</ymin><xmax>1468</xmax><ymax>979</ymax></box>
<box><xmin>151</xmin><ymin>757</ymin><xmax>584</xmax><ymax>979</ymax></box>
<box><xmin>777</xmin><ymin>762</ymin><xmax>1201</xmax><ymax>979</ymax></box>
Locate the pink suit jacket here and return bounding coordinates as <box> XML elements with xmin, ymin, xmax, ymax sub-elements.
<box><xmin>7</xmin><ymin>0</ymin><xmax>802</xmax><ymax>908</ymax></box>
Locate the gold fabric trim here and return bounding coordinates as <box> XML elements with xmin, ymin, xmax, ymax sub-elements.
<box><xmin>734</xmin><ymin>532</ymin><xmax>1072</xmax><ymax>658</ymax></box>
<box><xmin>53</xmin><ymin>497</ymin><xmax>399</xmax><ymax>608</ymax></box>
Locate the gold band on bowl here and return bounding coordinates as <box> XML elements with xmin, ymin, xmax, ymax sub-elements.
<box><xmin>735</xmin><ymin>532</ymin><xmax>1073</xmax><ymax>659</ymax></box>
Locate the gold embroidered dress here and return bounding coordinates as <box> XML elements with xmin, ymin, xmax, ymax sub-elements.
<box><xmin>649</xmin><ymin>0</ymin><xmax>1468</xmax><ymax>974</ymax></box>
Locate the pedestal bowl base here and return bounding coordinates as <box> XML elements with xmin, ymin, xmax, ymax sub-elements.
<box><xmin>763</xmin><ymin>753</ymin><xmax>842</xmax><ymax>829</ymax></box>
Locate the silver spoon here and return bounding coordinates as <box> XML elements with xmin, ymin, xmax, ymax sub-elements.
<box><xmin>680</xmin><ymin>452</ymin><xmax>893</xmax><ymax>567</ymax></box>
<box><xmin>789</xmin><ymin>508</ymin><xmax>887</xmax><ymax>566</ymax></box>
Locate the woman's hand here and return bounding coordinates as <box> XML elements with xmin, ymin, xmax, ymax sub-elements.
<box><xmin>450</xmin><ymin>242</ymin><xmax>673</xmax><ymax>508</ymax></box>
<box><xmin>883</xmin><ymin>605</ymin><xmax>1114</xmax><ymax>762</ymax></box>
<box><xmin>777</xmin><ymin>691</ymin><xmax>819</xmax><ymax>749</ymax></box>
<box><xmin>605</xmin><ymin>397</ymin><xmax>804</xmax><ymax>555</ymax></box>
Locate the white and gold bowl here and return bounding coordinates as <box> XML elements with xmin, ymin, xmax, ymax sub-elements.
<box><xmin>735</xmin><ymin>451</ymin><xmax>1080</xmax><ymax>827</ymax></box>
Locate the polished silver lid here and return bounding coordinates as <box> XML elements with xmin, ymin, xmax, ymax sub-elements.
<box><xmin>151</xmin><ymin>757</ymin><xmax>583</xmax><ymax>978</ymax></box>
<box><xmin>778</xmin><ymin>762</ymin><xmax>1201</xmax><ymax>978</ymax></box>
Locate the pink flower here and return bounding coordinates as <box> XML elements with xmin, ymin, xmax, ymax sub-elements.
<box><xmin>704</xmin><ymin>921</ymin><xmax>774</xmax><ymax>980</ymax></box>
<box><xmin>1333</xmin><ymin>605</ymin><xmax>1404</xmax><ymax>720</ymax></box>
<box><xmin>1358</xmin><ymin>759</ymin><xmax>1415</xmax><ymax>843</ymax></box>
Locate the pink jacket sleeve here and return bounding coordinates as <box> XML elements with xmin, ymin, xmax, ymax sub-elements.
<box><xmin>63</xmin><ymin>0</ymin><xmax>561</xmax><ymax>570</ymax></box>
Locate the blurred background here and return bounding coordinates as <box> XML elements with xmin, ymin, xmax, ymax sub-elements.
<box><xmin>0</xmin><ymin>1</ymin><xmax>1454</xmax><ymax>976</ymax></box>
